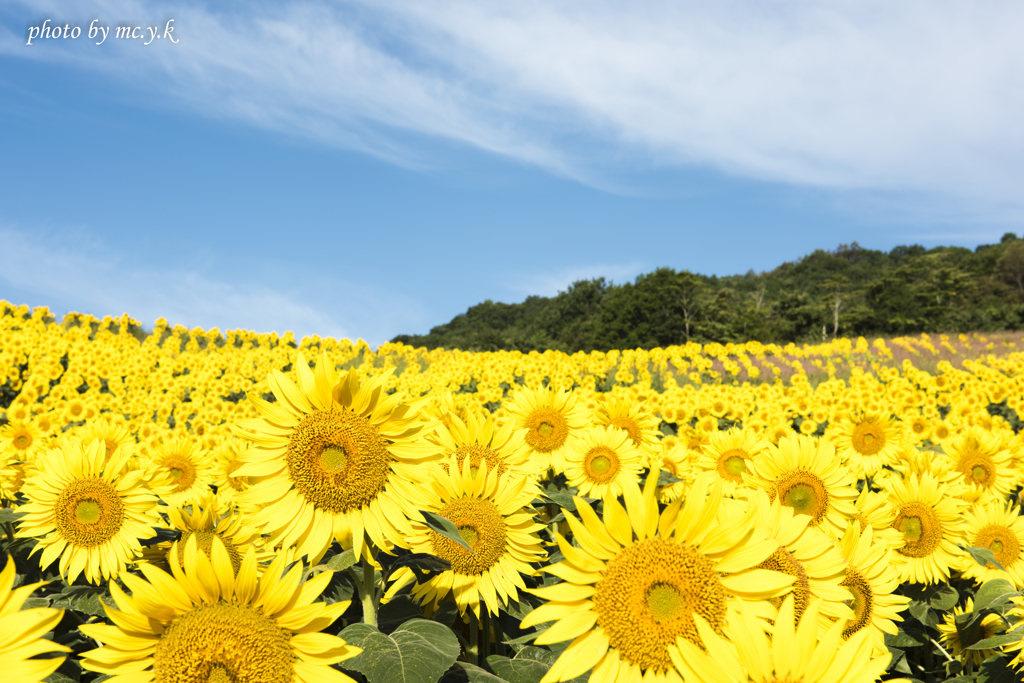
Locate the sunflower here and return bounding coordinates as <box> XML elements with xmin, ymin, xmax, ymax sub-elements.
<box><xmin>139</xmin><ymin>492</ymin><xmax>269</xmax><ymax>574</ymax></box>
<box><xmin>836</xmin><ymin>523</ymin><xmax>910</xmax><ymax>654</ymax></box>
<box><xmin>939</xmin><ymin>429</ymin><xmax>1017</xmax><ymax>503</ymax></box>
<box><xmin>937</xmin><ymin>597</ymin><xmax>1006</xmax><ymax>667</ymax></box>
<box><xmin>385</xmin><ymin>457</ymin><xmax>545</xmax><ymax>617</ymax></box>
<box><xmin>520</xmin><ymin>473</ymin><xmax>793</xmax><ymax>683</ymax></box>
<box><xmin>506</xmin><ymin>385</ymin><xmax>588</xmax><ymax>477</ymax></box>
<box><xmin>148</xmin><ymin>437</ymin><xmax>216</xmax><ymax>507</ymax></box>
<box><xmin>232</xmin><ymin>353</ymin><xmax>437</xmax><ymax>562</ymax></box>
<box><xmin>830</xmin><ymin>412</ymin><xmax>902</xmax><ymax>479</ymax></box>
<box><xmin>80</xmin><ymin>535</ymin><xmax>362</xmax><ymax>683</ymax></box>
<box><xmin>696</xmin><ymin>428</ymin><xmax>770</xmax><ymax>497</ymax></box>
<box><xmin>563</xmin><ymin>425</ymin><xmax>644</xmax><ymax>501</ymax></box>
<box><xmin>426</xmin><ymin>407</ymin><xmax>532</xmax><ymax>480</ymax></box>
<box><xmin>0</xmin><ymin>556</ymin><xmax>69</xmax><ymax>683</ymax></box>
<box><xmin>0</xmin><ymin>419</ymin><xmax>44</xmax><ymax>461</ymax></box>
<box><xmin>668</xmin><ymin>595</ymin><xmax>890</xmax><ymax>683</ymax></box>
<box><xmin>16</xmin><ymin>438</ymin><xmax>160</xmax><ymax>584</ymax></box>
<box><xmin>743</xmin><ymin>434</ymin><xmax>859</xmax><ymax>538</ymax></box>
<box><xmin>959</xmin><ymin>500</ymin><xmax>1024</xmax><ymax>588</ymax></box>
<box><xmin>592</xmin><ymin>394</ymin><xmax>662</xmax><ymax>464</ymax></box>
<box><xmin>881</xmin><ymin>471</ymin><xmax>969</xmax><ymax>584</ymax></box>
<box><xmin>0</xmin><ymin>439</ymin><xmax>24</xmax><ymax>501</ymax></box>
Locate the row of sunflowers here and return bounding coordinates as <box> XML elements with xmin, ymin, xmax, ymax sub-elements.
<box><xmin>2</xmin><ymin>301</ymin><xmax>1024</xmax><ymax>683</ymax></box>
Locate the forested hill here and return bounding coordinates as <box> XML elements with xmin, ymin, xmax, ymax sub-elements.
<box><xmin>392</xmin><ymin>235</ymin><xmax>1024</xmax><ymax>352</ymax></box>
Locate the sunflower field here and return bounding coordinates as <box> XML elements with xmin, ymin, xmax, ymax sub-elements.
<box><xmin>4</xmin><ymin>301</ymin><xmax>1024</xmax><ymax>683</ymax></box>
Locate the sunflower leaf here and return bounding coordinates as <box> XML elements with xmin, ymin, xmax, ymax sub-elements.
<box><xmin>973</xmin><ymin>579</ymin><xmax>1018</xmax><ymax>613</ymax></box>
<box><xmin>657</xmin><ymin>470</ymin><xmax>685</xmax><ymax>486</ymax></box>
<box><xmin>0</xmin><ymin>508</ymin><xmax>26</xmax><ymax>524</ymax></box>
<box><xmin>326</xmin><ymin>549</ymin><xmax>358</xmax><ymax>572</ymax></box>
<box><xmin>486</xmin><ymin>654</ymin><xmax>549</xmax><ymax>683</ymax></box>
<box><xmin>340</xmin><ymin>619</ymin><xmax>460</xmax><ymax>683</ymax></box>
<box><xmin>419</xmin><ymin>511</ymin><xmax>475</xmax><ymax>555</ymax></box>
<box><xmin>969</xmin><ymin>631</ymin><xmax>1024</xmax><ymax>650</ymax></box>
<box><xmin>963</xmin><ymin>545</ymin><xmax>1008</xmax><ymax>572</ymax></box>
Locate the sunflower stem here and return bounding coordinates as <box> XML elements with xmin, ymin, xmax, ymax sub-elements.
<box><xmin>480</xmin><ymin>609</ymin><xmax>489</xmax><ymax>661</ymax></box>
<box><xmin>467</xmin><ymin>611</ymin><xmax>480</xmax><ymax>665</ymax></box>
<box><xmin>929</xmin><ymin>637</ymin><xmax>954</xmax><ymax>663</ymax></box>
<box><xmin>360</xmin><ymin>557</ymin><xmax>378</xmax><ymax>627</ymax></box>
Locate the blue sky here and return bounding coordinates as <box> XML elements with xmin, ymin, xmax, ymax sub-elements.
<box><xmin>1</xmin><ymin>0</ymin><xmax>1021</xmax><ymax>346</ymax></box>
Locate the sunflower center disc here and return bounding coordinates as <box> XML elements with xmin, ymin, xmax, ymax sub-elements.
<box><xmin>524</xmin><ymin>407</ymin><xmax>569</xmax><ymax>453</ymax></box>
<box><xmin>719</xmin><ymin>449</ymin><xmax>749</xmax><ymax>482</ymax></box>
<box><xmin>976</xmin><ymin>525</ymin><xmax>1019</xmax><ymax>568</ymax></box>
<box><xmin>839</xmin><ymin>566</ymin><xmax>873</xmax><ymax>639</ymax></box>
<box><xmin>584</xmin><ymin>446</ymin><xmax>620</xmax><ymax>484</ymax></box>
<box><xmin>319</xmin><ymin>446</ymin><xmax>349</xmax><ymax>472</ymax></box>
<box><xmin>757</xmin><ymin>547</ymin><xmax>810</xmax><ymax>623</ymax></box>
<box><xmin>154</xmin><ymin>602</ymin><xmax>293</xmax><ymax>683</ymax></box>
<box><xmin>75</xmin><ymin>499</ymin><xmax>102</xmax><ymax>525</ymax></box>
<box><xmin>54</xmin><ymin>477</ymin><xmax>125</xmax><ymax>548</ymax></box>
<box><xmin>852</xmin><ymin>422</ymin><xmax>885</xmax><ymax>455</ymax></box>
<box><xmin>162</xmin><ymin>455</ymin><xmax>198</xmax><ymax>492</ymax></box>
<box><xmin>645</xmin><ymin>583</ymin><xmax>685</xmax><ymax>624</ymax></box>
<box><xmin>14</xmin><ymin>434</ymin><xmax>31</xmax><ymax>449</ymax></box>
<box><xmin>958</xmin><ymin>454</ymin><xmax>996</xmax><ymax>487</ymax></box>
<box><xmin>594</xmin><ymin>537</ymin><xmax>726</xmax><ymax>672</ymax></box>
<box><xmin>286</xmin><ymin>409</ymin><xmax>391</xmax><ymax>514</ymax></box>
<box><xmin>894</xmin><ymin>501</ymin><xmax>942</xmax><ymax>558</ymax></box>
<box><xmin>430</xmin><ymin>497</ymin><xmax>506</xmax><ymax>575</ymax></box>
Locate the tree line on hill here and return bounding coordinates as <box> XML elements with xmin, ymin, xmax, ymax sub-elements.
<box><xmin>391</xmin><ymin>234</ymin><xmax>1024</xmax><ymax>352</ymax></box>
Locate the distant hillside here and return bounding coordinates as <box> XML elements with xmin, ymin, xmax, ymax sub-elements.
<box><xmin>392</xmin><ymin>235</ymin><xmax>1024</xmax><ymax>352</ymax></box>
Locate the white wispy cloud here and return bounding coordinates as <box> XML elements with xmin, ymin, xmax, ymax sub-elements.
<box><xmin>3</xmin><ymin>0</ymin><xmax>1023</xmax><ymax>217</ymax></box>
<box><xmin>0</xmin><ymin>225</ymin><xmax>369</xmax><ymax>342</ymax></box>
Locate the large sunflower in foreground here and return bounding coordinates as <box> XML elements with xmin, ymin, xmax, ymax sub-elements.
<box><xmin>0</xmin><ymin>556</ymin><xmax>69</xmax><ymax>683</ymax></box>
<box><xmin>882</xmin><ymin>471</ymin><xmax>969</xmax><ymax>584</ymax></box>
<box><xmin>743</xmin><ymin>434</ymin><xmax>858</xmax><ymax>538</ymax></box>
<box><xmin>233</xmin><ymin>353</ymin><xmax>436</xmax><ymax>561</ymax></box>
<box><xmin>836</xmin><ymin>523</ymin><xmax>909</xmax><ymax>654</ymax></box>
<box><xmin>669</xmin><ymin>595</ymin><xmax>890</xmax><ymax>683</ymax></box>
<box><xmin>506</xmin><ymin>385</ymin><xmax>588</xmax><ymax>477</ymax></box>
<box><xmin>958</xmin><ymin>500</ymin><xmax>1024</xmax><ymax>588</ymax></box>
<box><xmin>16</xmin><ymin>438</ymin><xmax>159</xmax><ymax>584</ymax></box>
<box><xmin>385</xmin><ymin>457</ymin><xmax>545</xmax><ymax>617</ymax></box>
<box><xmin>520</xmin><ymin>474</ymin><xmax>793</xmax><ymax>683</ymax></box>
<box><xmin>81</xmin><ymin>536</ymin><xmax>361</xmax><ymax>683</ymax></box>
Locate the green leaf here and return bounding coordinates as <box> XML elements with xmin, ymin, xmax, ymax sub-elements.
<box><xmin>487</xmin><ymin>655</ymin><xmax>548</xmax><ymax>683</ymax></box>
<box><xmin>969</xmin><ymin>631</ymin><xmax>1024</xmax><ymax>650</ymax></box>
<box><xmin>431</xmin><ymin>602</ymin><xmax>459</xmax><ymax>628</ymax></box>
<box><xmin>419</xmin><ymin>511</ymin><xmax>474</xmax><ymax>555</ymax></box>
<box><xmin>0</xmin><ymin>508</ymin><xmax>26</xmax><ymax>524</ymax></box>
<box><xmin>539</xmin><ymin>492</ymin><xmax>578</xmax><ymax>511</ymax></box>
<box><xmin>964</xmin><ymin>545</ymin><xmax>1008</xmax><ymax>572</ymax></box>
<box><xmin>438</xmin><ymin>662</ymin><xmax>508</xmax><ymax>683</ymax></box>
<box><xmin>340</xmin><ymin>619</ymin><xmax>460</xmax><ymax>683</ymax></box>
<box><xmin>928</xmin><ymin>584</ymin><xmax>959</xmax><ymax>611</ymax></box>
<box><xmin>656</xmin><ymin>470</ymin><xmax>684</xmax><ymax>486</ymax></box>
<box><xmin>974</xmin><ymin>579</ymin><xmax>1018</xmax><ymax>613</ymax></box>
<box><xmin>884</xmin><ymin>630</ymin><xmax>924</xmax><ymax>648</ymax></box>
<box><xmin>325</xmin><ymin>548</ymin><xmax>358</xmax><ymax>572</ymax></box>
